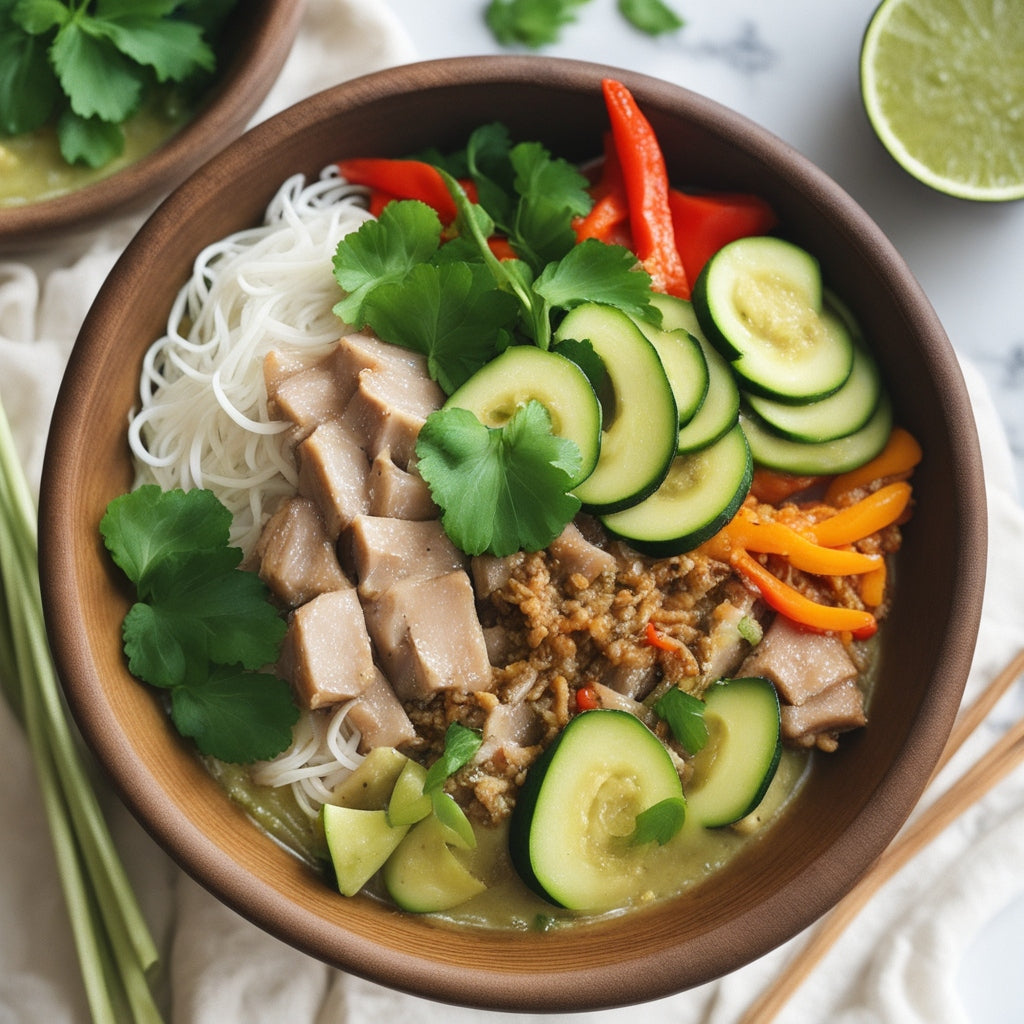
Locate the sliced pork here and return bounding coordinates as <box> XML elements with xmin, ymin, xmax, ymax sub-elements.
<box><xmin>345</xmin><ymin>668</ymin><xmax>417</xmax><ymax>752</ymax></box>
<box><xmin>296</xmin><ymin>419</ymin><xmax>371</xmax><ymax>538</ymax></box>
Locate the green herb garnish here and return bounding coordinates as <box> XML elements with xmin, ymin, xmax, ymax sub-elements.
<box><xmin>484</xmin><ymin>0</ymin><xmax>683</xmax><ymax>49</ymax></box>
<box><xmin>654</xmin><ymin>686</ymin><xmax>709</xmax><ymax>754</ymax></box>
<box><xmin>0</xmin><ymin>0</ymin><xmax>234</xmax><ymax>169</ymax></box>
<box><xmin>630</xmin><ymin>796</ymin><xmax>686</xmax><ymax>845</ymax></box>
<box><xmin>101</xmin><ymin>485</ymin><xmax>298</xmax><ymax>764</ymax></box>
<box><xmin>423</xmin><ymin>722</ymin><xmax>483</xmax><ymax>848</ymax></box>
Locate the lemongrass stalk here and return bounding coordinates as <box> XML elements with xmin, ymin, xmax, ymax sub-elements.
<box><xmin>0</xmin><ymin>396</ymin><xmax>164</xmax><ymax>1023</ymax></box>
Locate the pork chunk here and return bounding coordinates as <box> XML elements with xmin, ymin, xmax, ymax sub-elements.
<box><xmin>363</xmin><ymin>570</ymin><xmax>493</xmax><ymax>702</ymax></box>
<box><xmin>345</xmin><ymin>667</ymin><xmax>417</xmax><ymax>753</ymax></box>
<box><xmin>349</xmin><ymin>515</ymin><xmax>466</xmax><ymax>600</ymax></box>
<box><xmin>296</xmin><ymin>419</ymin><xmax>371</xmax><ymax>538</ymax></box>
<box><xmin>280</xmin><ymin>588</ymin><xmax>377</xmax><ymax>710</ymax></box>
<box><xmin>739</xmin><ymin>615</ymin><xmax>859</xmax><ymax>706</ymax></box>
<box><xmin>780</xmin><ymin>678</ymin><xmax>867</xmax><ymax>749</ymax></box>
<box><xmin>332</xmin><ymin>332</ymin><xmax>430</xmax><ymax>387</ymax></box>
<box><xmin>254</xmin><ymin>497</ymin><xmax>350</xmax><ymax>608</ymax></box>
<box><xmin>340</xmin><ymin>362</ymin><xmax>444</xmax><ymax>469</ymax></box>
<box><xmin>265</xmin><ymin>351</ymin><xmax>349</xmax><ymax>443</ymax></box>
<box><xmin>367</xmin><ymin>449</ymin><xmax>438</xmax><ymax>520</ymax></box>
<box><xmin>547</xmin><ymin>522</ymin><xmax>617</xmax><ymax>583</ymax></box>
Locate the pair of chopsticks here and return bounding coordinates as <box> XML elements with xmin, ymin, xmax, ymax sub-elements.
<box><xmin>738</xmin><ymin>647</ymin><xmax>1024</xmax><ymax>1024</ymax></box>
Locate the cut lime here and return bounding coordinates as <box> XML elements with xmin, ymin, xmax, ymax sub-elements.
<box><xmin>860</xmin><ymin>0</ymin><xmax>1024</xmax><ymax>202</ymax></box>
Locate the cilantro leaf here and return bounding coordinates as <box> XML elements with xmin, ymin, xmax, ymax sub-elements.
<box><xmin>423</xmin><ymin>722</ymin><xmax>483</xmax><ymax>793</ymax></box>
<box><xmin>332</xmin><ymin>200</ymin><xmax>442</xmax><ymax>326</ymax></box>
<box><xmin>56</xmin><ymin>107</ymin><xmax>124</xmax><ymax>167</ymax></box>
<box><xmin>483</xmin><ymin>0</ymin><xmax>590</xmax><ymax>48</ymax></box>
<box><xmin>0</xmin><ymin>19</ymin><xmax>60</xmax><ymax>134</ymax></box>
<box><xmin>100</xmin><ymin>484</ymin><xmax>231</xmax><ymax>592</ymax></box>
<box><xmin>88</xmin><ymin>10</ymin><xmax>215</xmax><ymax>82</ymax></box>
<box><xmin>11</xmin><ymin>0</ymin><xmax>69</xmax><ymax>35</ymax></box>
<box><xmin>361</xmin><ymin>260</ymin><xmax>517</xmax><ymax>394</ymax></box>
<box><xmin>618</xmin><ymin>0</ymin><xmax>684</xmax><ymax>35</ymax></box>
<box><xmin>415</xmin><ymin>401</ymin><xmax>582</xmax><ymax>556</ymax></box>
<box><xmin>170</xmin><ymin>666</ymin><xmax>299</xmax><ymax>764</ymax></box>
<box><xmin>51</xmin><ymin>17</ymin><xmax>144</xmax><ymax>122</ymax></box>
<box><xmin>630</xmin><ymin>796</ymin><xmax>686</xmax><ymax>845</ymax></box>
<box><xmin>533</xmin><ymin>239</ymin><xmax>656</xmax><ymax>320</ymax></box>
<box><xmin>103</xmin><ymin>486</ymin><xmax>297</xmax><ymax>764</ymax></box>
<box><xmin>653</xmin><ymin>686</ymin><xmax>708</xmax><ymax>754</ymax></box>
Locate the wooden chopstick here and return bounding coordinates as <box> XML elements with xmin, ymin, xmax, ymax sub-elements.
<box><xmin>737</xmin><ymin>648</ymin><xmax>1024</xmax><ymax>1024</ymax></box>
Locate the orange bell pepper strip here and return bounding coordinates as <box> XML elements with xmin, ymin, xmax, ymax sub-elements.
<box><xmin>645</xmin><ymin>621</ymin><xmax>685</xmax><ymax>652</ymax></box>
<box><xmin>859</xmin><ymin>563</ymin><xmax>887</xmax><ymax>608</ymax></box>
<box><xmin>731</xmin><ymin>549</ymin><xmax>878</xmax><ymax>639</ymax></box>
<box><xmin>667</xmin><ymin>189</ymin><xmax>779</xmax><ymax>285</ymax></box>
<box><xmin>825</xmin><ymin>427</ymin><xmax>922</xmax><ymax>503</ymax></box>
<box><xmin>721</xmin><ymin>509</ymin><xmax>883</xmax><ymax>576</ymax></box>
<box><xmin>601</xmin><ymin>78</ymin><xmax>690</xmax><ymax>299</ymax></box>
<box><xmin>807</xmin><ymin>481</ymin><xmax>913</xmax><ymax>548</ymax></box>
<box><xmin>749</xmin><ymin>467</ymin><xmax>825</xmax><ymax>504</ymax></box>
<box><xmin>337</xmin><ymin>157</ymin><xmax>472</xmax><ymax>225</ymax></box>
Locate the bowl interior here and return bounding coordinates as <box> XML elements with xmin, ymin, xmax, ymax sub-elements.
<box><xmin>38</xmin><ymin>57</ymin><xmax>986</xmax><ymax>1012</ymax></box>
<box><xmin>0</xmin><ymin>0</ymin><xmax>304</xmax><ymax>254</ymax></box>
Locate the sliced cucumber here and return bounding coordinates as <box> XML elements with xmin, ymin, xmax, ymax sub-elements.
<box><xmin>382</xmin><ymin>813</ymin><xmax>486</xmax><ymax>913</ymax></box>
<box><xmin>744</xmin><ymin>338</ymin><xmax>882</xmax><ymax>443</ymax></box>
<box><xmin>693</xmin><ymin>236</ymin><xmax>854</xmax><ymax>402</ymax></box>
<box><xmin>646</xmin><ymin>294</ymin><xmax>740</xmax><ymax>454</ymax></box>
<box><xmin>685</xmin><ymin>677</ymin><xmax>782</xmax><ymax>829</ymax></box>
<box><xmin>631</xmin><ymin>316</ymin><xmax>709</xmax><ymax>427</ymax></box>
<box><xmin>321</xmin><ymin>804</ymin><xmax>409</xmax><ymax>897</ymax></box>
<box><xmin>554</xmin><ymin>304</ymin><xmax>678</xmax><ymax>514</ymax></box>
<box><xmin>600</xmin><ymin>424</ymin><xmax>752</xmax><ymax>556</ymax></box>
<box><xmin>444</xmin><ymin>345</ymin><xmax>602</xmax><ymax>486</ymax></box>
<box><xmin>741</xmin><ymin>392</ymin><xmax>893</xmax><ymax>475</ymax></box>
<box><xmin>508</xmin><ymin>709</ymin><xmax>685</xmax><ymax>911</ymax></box>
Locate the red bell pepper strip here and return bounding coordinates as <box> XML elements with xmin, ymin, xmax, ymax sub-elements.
<box><xmin>574</xmin><ymin>133</ymin><xmax>631</xmax><ymax>246</ymax></box>
<box><xmin>601</xmin><ymin>78</ymin><xmax>690</xmax><ymax>299</ymax></box>
<box><xmin>337</xmin><ymin>157</ymin><xmax>464</xmax><ymax>224</ymax></box>
<box><xmin>668</xmin><ymin>189</ymin><xmax>779</xmax><ymax>284</ymax></box>
<box><xmin>575</xmin><ymin>684</ymin><xmax>600</xmax><ymax>712</ymax></box>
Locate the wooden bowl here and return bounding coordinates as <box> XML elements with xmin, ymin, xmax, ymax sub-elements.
<box><xmin>38</xmin><ymin>56</ymin><xmax>986</xmax><ymax>1012</ymax></box>
<box><xmin>0</xmin><ymin>0</ymin><xmax>304</xmax><ymax>254</ymax></box>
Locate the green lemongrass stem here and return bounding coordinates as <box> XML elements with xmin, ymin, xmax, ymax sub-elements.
<box><xmin>0</xmin><ymin>400</ymin><xmax>164</xmax><ymax>1023</ymax></box>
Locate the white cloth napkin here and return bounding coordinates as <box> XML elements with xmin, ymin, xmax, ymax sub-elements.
<box><xmin>3</xmin><ymin>2</ymin><xmax>1024</xmax><ymax>1022</ymax></box>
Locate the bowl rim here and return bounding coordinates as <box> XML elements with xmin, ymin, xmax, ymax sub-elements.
<box><xmin>0</xmin><ymin>0</ymin><xmax>305</xmax><ymax>253</ymax></box>
<box><xmin>39</xmin><ymin>54</ymin><xmax>987</xmax><ymax>1011</ymax></box>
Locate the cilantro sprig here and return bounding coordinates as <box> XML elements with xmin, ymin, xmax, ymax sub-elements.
<box><xmin>484</xmin><ymin>0</ymin><xmax>684</xmax><ymax>49</ymax></box>
<box><xmin>101</xmin><ymin>485</ymin><xmax>298</xmax><ymax>764</ymax></box>
<box><xmin>331</xmin><ymin>124</ymin><xmax>662</xmax><ymax>557</ymax></box>
<box><xmin>0</xmin><ymin>0</ymin><xmax>236</xmax><ymax>169</ymax></box>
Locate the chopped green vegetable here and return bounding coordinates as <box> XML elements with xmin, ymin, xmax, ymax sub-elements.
<box><xmin>630</xmin><ymin>795</ymin><xmax>686</xmax><ymax>845</ymax></box>
<box><xmin>423</xmin><ymin>722</ymin><xmax>483</xmax><ymax>792</ymax></box>
<box><xmin>654</xmin><ymin>686</ymin><xmax>709</xmax><ymax>754</ymax></box>
<box><xmin>101</xmin><ymin>485</ymin><xmax>297</xmax><ymax>764</ymax></box>
<box><xmin>483</xmin><ymin>0</ymin><xmax>683</xmax><ymax>48</ymax></box>
<box><xmin>0</xmin><ymin>394</ymin><xmax>164</xmax><ymax>1022</ymax></box>
<box><xmin>415</xmin><ymin>402</ymin><xmax>583</xmax><ymax>557</ymax></box>
<box><xmin>0</xmin><ymin>0</ymin><xmax>232</xmax><ymax>169</ymax></box>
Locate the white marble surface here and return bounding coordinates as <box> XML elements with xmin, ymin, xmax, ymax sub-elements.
<box><xmin>384</xmin><ymin>0</ymin><xmax>1024</xmax><ymax>497</ymax></box>
<box><xmin>380</xmin><ymin>1</ymin><xmax>1024</xmax><ymax>1020</ymax></box>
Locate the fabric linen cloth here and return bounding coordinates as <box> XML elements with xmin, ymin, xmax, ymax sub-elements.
<box><xmin>2</xmin><ymin>2</ymin><xmax>1024</xmax><ymax>1021</ymax></box>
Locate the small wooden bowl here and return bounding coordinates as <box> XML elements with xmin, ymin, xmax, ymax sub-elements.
<box><xmin>0</xmin><ymin>0</ymin><xmax>304</xmax><ymax>254</ymax></box>
<box><xmin>38</xmin><ymin>57</ymin><xmax>986</xmax><ymax>1012</ymax></box>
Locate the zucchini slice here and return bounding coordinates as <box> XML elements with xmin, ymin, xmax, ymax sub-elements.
<box><xmin>444</xmin><ymin>345</ymin><xmax>602</xmax><ymax>486</ymax></box>
<box><xmin>554</xmin><ymin>304</ymin><xmax>678</xmax><ymax>514</ymax></box>
<box><xmin>631</xmin><ymin>316</ymin><xmax>710</xmax><ymax>427</ymax></box>
<box><xmin>685</xmin><ymin>677</ymin><xmax>782</xmax><ymax>828</ymax></box>
<box><xmin>744</xmin><ymin>338</ymin><xmax>883</xmax><ymax>443</ymax></box>
<box><xmin>693</xmin><ymin>236</ymin><xmax>854</xmax><ymax>402</ymax></box>
<box><xmin>645</xmin><ymin>294</ymin><xmax>740</xmax><ymax>453</ymax></box>
<box><xmin>600</xmin><ymin>424</ymin><xmax>752</xmax><ymax>556</ymax></box>
<box><xmin>508</xmin><ymin>709</ymin><xmax>685</xmax><ymax>911</ymax></box>
<box><xmin>741</xmin><ymin>392</ymin><xmax>893</xmax><ymax>475</ymax></box>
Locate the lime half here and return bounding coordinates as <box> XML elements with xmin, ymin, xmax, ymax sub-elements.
<box><xmin>860</xmin><ymin>0</ymin><xmax>1024</xmax><ymax>202</ymax></box>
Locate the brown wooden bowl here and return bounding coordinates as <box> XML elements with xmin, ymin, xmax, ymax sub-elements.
<box><xmin>0</xmin><ymin>0</ymin><xmax>304</xmax><ymax>254</ymax></box>
<box><xmin>38</xmin><ymin>57</ymin><xmax>986</xmax><ymax>1012</ymax></box>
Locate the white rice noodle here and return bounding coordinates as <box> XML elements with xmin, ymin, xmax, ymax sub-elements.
<box><xmin>129</xmin><ymin>167</ymin><xmax>377</xmax><ymax>812</ymax></box>
<box><xmin>128</xmin><ymin>167</ymin><xmax>374</xmax><ymax>553</ymax></box>
<box><xmin>251</xmin><ymin>702</ymin><xmax>365</xmax><ymax>819</ymax></box>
